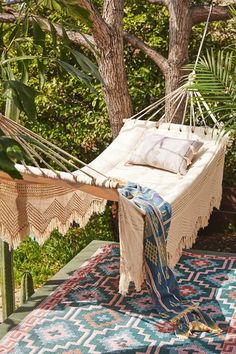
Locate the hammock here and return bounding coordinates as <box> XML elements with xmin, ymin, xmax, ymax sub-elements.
<box><xmin>0</xmin><ymin>76</ymin><xmax>229</xmax><ymax>267</ymax></box>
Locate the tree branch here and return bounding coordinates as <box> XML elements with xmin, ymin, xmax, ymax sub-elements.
<box><xmin>191</xmin><ymin>5</ymin><xmax>231</xmax><ymax>25</ymax></box>
<box><xmin>102</xmin><ymin>0</ymin><xmax>124</xmax><ymax>28</ymax></box>
<box><xmin>35</xmin><ymin>16</ymin><xmax>96</xmax><ymax>52</ymax></box>
<box><xmin>0</xmin><ymin>11</ymin><xmax>96</xmax><ymax>52</ymax></box>
<box><xmin>147</xmin><ymin>0</ymin><xmax>167</xmax><ymax>5</ymax></box>
<box><xmin>73</xmin><ymin>0</ymin><xmax>111</xmax><ymax>45</ymax></box>
<box><xmin>124</xmin><ymin>32</ymin><xmax>169</xmax><ymax>75</ymax></box>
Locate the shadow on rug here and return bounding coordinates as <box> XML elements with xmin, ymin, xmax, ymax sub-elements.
<box><xmin>0</xmin><ymin>244</ymin><xmax>235</xmax><ymax>353</ymax></box>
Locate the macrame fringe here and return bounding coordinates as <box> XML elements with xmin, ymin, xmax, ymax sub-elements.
<box><xmin>167</xmin><ymin>193</ymin><xmax>222</xmax><ymax>267</ymax></box>
<box><xmin>173</xmin><ymin>305</ymin><xmax>222</xmax><ymax>339</ymax></box>
<box><xmin>167</xmin><ymin>177</ymin><xmax>222</xmax><ymax>268</ymax></box>
<box><xmin>0</xmin><ymin>199</ymin><xmax>107</xmax><ymax>249</ymax></box>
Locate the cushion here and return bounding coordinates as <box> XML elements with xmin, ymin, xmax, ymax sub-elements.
<box><xmin>126</xmin><ymin>131</ymin><xmax>203</xmax><ymax>175</ymax></box>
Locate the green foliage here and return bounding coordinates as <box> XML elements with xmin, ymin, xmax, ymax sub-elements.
<box><xmin>40</xmin><ymin>0</ymin><xmax>62</xmax><ymax>12</ymax></box>
<box><xmin>19</xmin><ymin>75</ymin><xmax>111</xmax><ymax>163</ymax></box>
<box><xmin>57</xmin><ymin>0</ymin><xmax>92</xmax><ymax>27</ymax></box>
<box><xmin>0</xmin><ymin>132</ymin><xmax>28</xmax><ymax>179</ymax></box>
<box><xmin>185</xmin><ymin>7</ymin><xmax>236</xmax><ymax>186</ymax></box>
<box><xmin>124</xmin><ymin>1</ymin><xmax>168</xmax><ymax>51</ymax></box>
<box><xmin>13</xmin><ymin>206</ymin><xmax>113</xmax><ymax>288</ymax></box>
<box><xmin>0</xmin><ymin>1</ymin><xmax>102</xmax><ymax>177</ymax></box>
<box><xmin>124</xmin><ymin>0</ymin><xmax>168</xmax><ymax>110</ymax></box>
<box><xmin>224</xmin><ymin>132</ymin><xmax>236</xmax><ymax>187</ymax></box>
<box><xmin>0</xmin><ymin>0</ymin><xmax>101</xmax><ymax>122</ymax></box>
<box><xmin>4</xmin><ymin>80</ymin><xmax>39</xmax><ymax>119</ymax></box>
<box><xmin>229</xmin><ymin>4</ymin><xmax>236</xmax><ymax>19</ymax></box>
<box><xmin>186</xmin><ymin>49</ymin><xmax>236</xmax><ymax>127</ymax></box>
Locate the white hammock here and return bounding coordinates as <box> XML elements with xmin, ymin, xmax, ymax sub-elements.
<box><xmin>0</xmin><ymin>76</ymin><xmax>229</xmax><ymax>267</ymax></box>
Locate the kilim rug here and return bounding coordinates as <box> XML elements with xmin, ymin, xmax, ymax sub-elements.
<box><xmin>0</xmin><ymin>244</ymin><xmax>235</xmax><ymax>353</ymax></box>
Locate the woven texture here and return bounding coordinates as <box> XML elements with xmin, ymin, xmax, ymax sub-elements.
<box><xmin>0</xmin><ymin>244</ymin><xmax>235</xmax><ymax>353</ymax></box>
<box><xmin>0</xmin><ymin>120</ymin><xmax>227</xmax><ymax>265</ymax></box>
<box><xmin>0</xmin><ymin>182</ymin><xmax>106</xmax><ymax>248</ymax></box>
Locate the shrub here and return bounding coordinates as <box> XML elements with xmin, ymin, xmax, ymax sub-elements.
<box><xmin>13</xmin><ymin>206</ymin><xmax>113</xmax><ymax>288</ymax></box>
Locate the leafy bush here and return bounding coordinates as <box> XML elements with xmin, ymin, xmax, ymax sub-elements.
<box><xmin>13</xmin><ymin>206</ymin><xmax>113</xmax><ymax>288</ymax></box>
<box><xmin>224</xmin><ymin>132</ymin><xmax>236</xmax><ymax>187</ymax></box>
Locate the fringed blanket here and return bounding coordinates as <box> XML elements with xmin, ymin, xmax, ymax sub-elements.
<box><xmin>118</xmin><ymin>182</ymin><xmax>221</xmax><ymax>339</ymax></box>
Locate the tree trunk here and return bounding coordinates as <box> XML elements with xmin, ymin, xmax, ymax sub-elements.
<box><xmin>89</xmin><ymin>0</ymin><xmax>133</xmax><ymax>139</ymax></box>
<box><xmin>164</xmin><ymin>66</ymin><xmax>186</xmax><ymax>123</ymax></box>
<box><xmin>96</xmin><ymin>36</ymin><xmax>133</xmax><ymax>139</ymax></box>
<box><xmin>165</xmin><ymin>0</ymin><xmax>191</xmax><ymax>123</ymax></box>
<box><xmin>73</xmin><ymin>0</ymin><xmax>133</xmax><ymax>139</ymax></box>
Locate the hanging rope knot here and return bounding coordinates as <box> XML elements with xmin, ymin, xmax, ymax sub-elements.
<box><xmin>111</xmin><ymin>177</ymin><xmax>127</xmax><ymax>188</ymax></box>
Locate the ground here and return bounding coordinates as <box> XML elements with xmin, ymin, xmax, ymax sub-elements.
<box><xmin>193</xmin><ymin>229</ymin><xmax>236</xmax><ymax>253</ymax></box>
<box><xmin>0</xmin><ymin>225</ymin><xmax>235</xmax><ymax>323</ymax></box>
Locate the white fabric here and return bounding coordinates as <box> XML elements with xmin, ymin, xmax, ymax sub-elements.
<box><xmin>88</xmin><ymin>120</ymin><xmax>227</xmax><ymax>267</ymax></box>
<box><xmin>0</xmin><ymin>120</ymin><xmax>227</xmax><ymax>270</ymax></box>
<box><xmin>118</xmin><ymin>193</ymin><xmax>145</xmax><ymax>295</ymax></box>
<box><xmin>126</xmin><ymin>131</ymin><xmax>203</xmax><ymax>175</ymax></box>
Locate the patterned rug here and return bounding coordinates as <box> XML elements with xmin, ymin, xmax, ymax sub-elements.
<box><xmin>0</xmin><ymin>244</ymin><xmax>235</xmax><ymax>353</ymax></box>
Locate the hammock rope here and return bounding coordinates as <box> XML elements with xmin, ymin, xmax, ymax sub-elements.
<box><xmin>128</xmin><ymin>80</ymin><xmax>221</xmax><ymax>130</ymax></box>
<box><xmin>0</xmin><ymin>113</ymin><xmax>109</xmax><ymax>181</ymax></box>
<box><xmin>194</xmin><ymin>2</ymin><xmax>213</xmax><ymax>71</ymax></box>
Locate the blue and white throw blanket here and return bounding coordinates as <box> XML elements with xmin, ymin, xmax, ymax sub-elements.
<box><xmin>119</xmin><ymin>182</ymin><xmax>221</xmax><ymax>339</ymax></box>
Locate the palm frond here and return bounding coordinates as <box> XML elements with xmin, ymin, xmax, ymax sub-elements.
<box><xmin>186</xmin><ymin>49</ymin><xmax>236</xmax><ymax>123</ymax></box>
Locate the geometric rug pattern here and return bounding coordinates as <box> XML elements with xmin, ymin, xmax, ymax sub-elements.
<box><xmin>0</xmin><ymin>244</ymin><xmax>235</xmax><ymax>353</ymax></box>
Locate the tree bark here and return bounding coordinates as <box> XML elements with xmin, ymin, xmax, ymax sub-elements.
<box><xmin>124</xmin><ymin>32</ymin><xmax>169</xmax><ymax>74</ymax></box>
<box><xmin>75</xmin><ymin>0</ymin><xmax>133</xmax><ymax>138</ymax></box>
<box><xmin>98</xmin><ymin>0</ymin><xmax>133</xmax><ymax>138</ymax></box>
<box><xmin>164</xmin><ymin>0</ymin><xmax>191</xmax><ymax>123</ymax></box>
<box><xmin>191</xmin><ymin>5</ymin><xmax>231</xmax><ymax>25</ymax></box>
<box><xmin>96</xmin><ymin>39</ymin><xmax>133</xmax><ymax>138</ymax></box>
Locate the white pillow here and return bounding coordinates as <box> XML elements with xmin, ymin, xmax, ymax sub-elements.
<box><xmin>126</xmin><ymin>132</ymin><xmax>203</xmax><ymax>175</ymax></box>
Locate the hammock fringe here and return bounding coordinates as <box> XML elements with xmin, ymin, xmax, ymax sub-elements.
<box><xmin>169</xmin><ymin>193</ymin><xmax>222</xmax><ymax>266</ymax></box>
<box><xmin>0</xmin><ymin>199</ymin><xmax>107</xmax><ymax>249</ymax></box>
